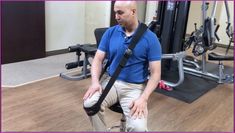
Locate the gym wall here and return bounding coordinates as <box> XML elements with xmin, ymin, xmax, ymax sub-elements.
<box><xmin>217</xmin><ymin>1</ymin><xmax>234</xmax><ymax>46</ymax></box>
<box><xmin>145</xmin><ymin>1</ymin><xmax>158</xmax><ymax>25</ymax></box>
<box><xmin>136</xmin><ymin>1</ymin><xmax>147</xmax><ymax>24</ymax></box>
<box><xmin>45</xmin><ymin>1</ymin><xmax>86</xmax><ymax>52</ymax></box>
<box><xmin>45</xmin><ymin>1</ymin><xmax>111</xmax><ymax>52</ymax></box>
<box><xmin>84</xmin><ymin>1</ymin><xmax>111</xmax><ymax>44</ymax></box>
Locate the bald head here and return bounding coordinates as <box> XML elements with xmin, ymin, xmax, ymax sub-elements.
<box><xmin>114</xmin><ymin>1</ymin><xmax>138</xmax><ymax>30</ymax></box>
<box><xmin>114</xmin><ymin>1</ymin><xmax>137</xmax><ymax>11</ymax></box>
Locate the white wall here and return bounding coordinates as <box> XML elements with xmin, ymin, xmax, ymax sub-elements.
<box><xmin>145</xmin><ymin>1</ymin><xmax>158</xmax><ymax>25</ymax></box>
<box><xmin>84</xmin><ymin>1</ymin><xmax>147</xmax><ymax>43</ymax></box>
<box><xmin>217</xmin><ymin>1</ymin><xmax>234</xmax><ymax>46</ymax></box>
<box><xmin>136</xmin><ymin>1</ymin><xmax>147</xmax><ymax>23</ymax></box>
<box><xmin>84</xmin><ymin>1</ymin><xmax>111</xmax><ymax>44</ymax></box>
<box><xmin>45</xmin><ymin>1</ymin><xmax>111</xmax><ymax>51</ymax></box>
<box><xmin>45</xmin><ymin>1</ymin><xmax>85</xmax><ymax>52</ymax></box>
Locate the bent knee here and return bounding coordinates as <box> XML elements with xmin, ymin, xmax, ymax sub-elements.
<box><xmin>83</xmin><ymin>92</ymin><xmax>101</xmax><ymax>108</ymax></box>
<box><xmin>127</xmin><ymin>125</ymin><xmax>147</xmax><ymax>132</ymax></box>
<box><xmin>126</xmin><ymin>119</ymin><xmax>147</xmax><ymax>131</ymax></box>
<box><xmin>83</xmin><ymin>98</ymin><xmax>98</xmax><ymax>108</ymax></box>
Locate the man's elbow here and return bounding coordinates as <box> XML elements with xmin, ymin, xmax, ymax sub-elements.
<box><xmin>150</xmin><ymin>70</ymin><xmax>161</xmax><ymax>81</ymax></box>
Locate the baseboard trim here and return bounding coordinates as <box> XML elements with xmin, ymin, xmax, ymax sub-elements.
<box><xmin>46</xmin><ymin>49</ymin><xmax>68</xmax><ymax>56</ymax></box>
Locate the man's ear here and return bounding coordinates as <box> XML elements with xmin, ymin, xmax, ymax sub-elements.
<box><xmin>132</xmin><ymin>9</ymin><xmax>136</xmax><ymax>15</ymax></box>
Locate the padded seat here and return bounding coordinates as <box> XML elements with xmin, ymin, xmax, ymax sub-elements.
<box><xmin>108</xmin><ymin>102</ymin><xmax>125</xmax><ymax>131</ymax></box>
<box><xmin>78</xmin><ymin>28</ymin><xmax>108</xmax><ymax>56</ymax></box>
<box><xmin>94</xmin><ymin>28</ymin><xmax>108</xmax><ymax>47</ymax></box>
<box><xmin>109</xmin><ymin>102</ymin><xmax>123</xmax><ymax>114</ymax></box>
<box><xmin>79</xmin><ymin>44</ymin><xmax>97</xmax><ymax>55</ymax></box>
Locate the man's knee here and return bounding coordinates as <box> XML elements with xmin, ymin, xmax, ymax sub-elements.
<box><xmin>83</xmin><ymin>92</ymin><xmax>100</xmax><ymax>108</ymax></box>
<box><xmin>83</xmin><ymin>97</ymin><xmax>98</xmax><ymax>108</ymax></box>
<box><xmin>126</xmin><ymin>118</ymin><xmax>147</xmax><ymax>131</ymax></box>
<box><xmin>83</xmin><ymin>92</ymin><xmax>101</xmax><ymax>108</ymax></box>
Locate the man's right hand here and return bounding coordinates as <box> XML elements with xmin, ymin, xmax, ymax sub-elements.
<box><xmin>83</xmin><ymin>83</ymin><xmax>102</xmax><ymax>100</ymax></box>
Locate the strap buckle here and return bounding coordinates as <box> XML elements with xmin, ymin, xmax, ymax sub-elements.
<box><xmin>125</xmin><ymin>48</ymin><xmax>132</xmax><ymax>56</ymax></box>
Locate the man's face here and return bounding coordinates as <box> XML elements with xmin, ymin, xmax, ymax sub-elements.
<box><xmin>114</xmin><ymin>4</ymin><xmax>133</xmax><ymax>27</ymax></box>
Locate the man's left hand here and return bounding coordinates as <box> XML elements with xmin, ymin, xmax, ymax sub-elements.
<box><xmin>129</xmin><ymin>97</ymin><xmax>148</xmax><ymax>119</ymax></box>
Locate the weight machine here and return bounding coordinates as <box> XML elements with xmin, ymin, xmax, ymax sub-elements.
<box><xmin>183</xmin><ymin>0</ymin><xmax>234</xmax><ymax>84</ymax></box>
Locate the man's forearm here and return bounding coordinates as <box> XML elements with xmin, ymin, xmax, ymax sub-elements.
<box><xmin>140</xmin><ymin>73</ymin><xmax>160</xmax><ymax>101</ymax></box>
<box><xmin>91</xmin><ymin>59</ymin><xmax>103</xmax><ymax>84</ymax></box>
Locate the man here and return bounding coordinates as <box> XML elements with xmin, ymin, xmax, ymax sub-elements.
<box><xmin>83</xmin><ymin>1</ymin><xmax>161</xmax><ymax>131</ymax></box>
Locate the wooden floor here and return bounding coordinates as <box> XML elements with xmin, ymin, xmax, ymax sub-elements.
<box><xmin>2</xmin><ymin>47</ymin><xmax>234</xmax><ymax>132</ymax></box>
<box><xmin>2</xmin><ymin>74</ymin><xmax>234</xmax><ymax>132</ymax></box>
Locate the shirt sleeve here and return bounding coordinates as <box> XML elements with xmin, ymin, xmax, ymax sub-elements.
<box><xmin>147</xmin><ymin>35</ymin><xmax>162</xmax><ymax>61</ymax></box>
<box><xmin>97</xmin><ymin>29</ymin><xmax>110</xmax><ymax>53</ymax></box>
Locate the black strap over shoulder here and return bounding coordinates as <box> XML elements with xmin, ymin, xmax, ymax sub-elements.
<box><xmin>84</xmin><ymin>23</ymin><xmax>148</xmax><ymax>116</ymax></box>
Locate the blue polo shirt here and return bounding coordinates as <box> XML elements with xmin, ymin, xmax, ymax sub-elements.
<box><xmin>98</xmin><ymin>24</ymin><xmax>161</xmax><ymax>83</ymax></box>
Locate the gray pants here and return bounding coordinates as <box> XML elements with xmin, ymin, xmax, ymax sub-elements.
<box><xmin>83</xmin><ymin>76</ymin><xmax>148</xmax><ymax>131</ymax></box>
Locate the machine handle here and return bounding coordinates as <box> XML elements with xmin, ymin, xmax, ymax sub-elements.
<box><xmin>68</xmin><ymin>44</ymin><xmax>81</xmax><ymax>52</ymax></box>
<box><xmin>226</xmin><ymin>23</ymin><xmax>232</xmax><ymax>38</ymax></box>
<box><xmin>214</xmin><ymin>24</ymin><xmax>220</xmax><ymax>41</ymax></box>
<box><xmin>65</xmin><ymin>62</ymin><xmax>79</xmax><ymax>69</ymax></box>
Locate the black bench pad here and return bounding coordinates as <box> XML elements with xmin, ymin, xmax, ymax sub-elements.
<box><xmin>208</xmin><ymin>52</ymin><xmax>234</xmax><ymax>61</ymax></box>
